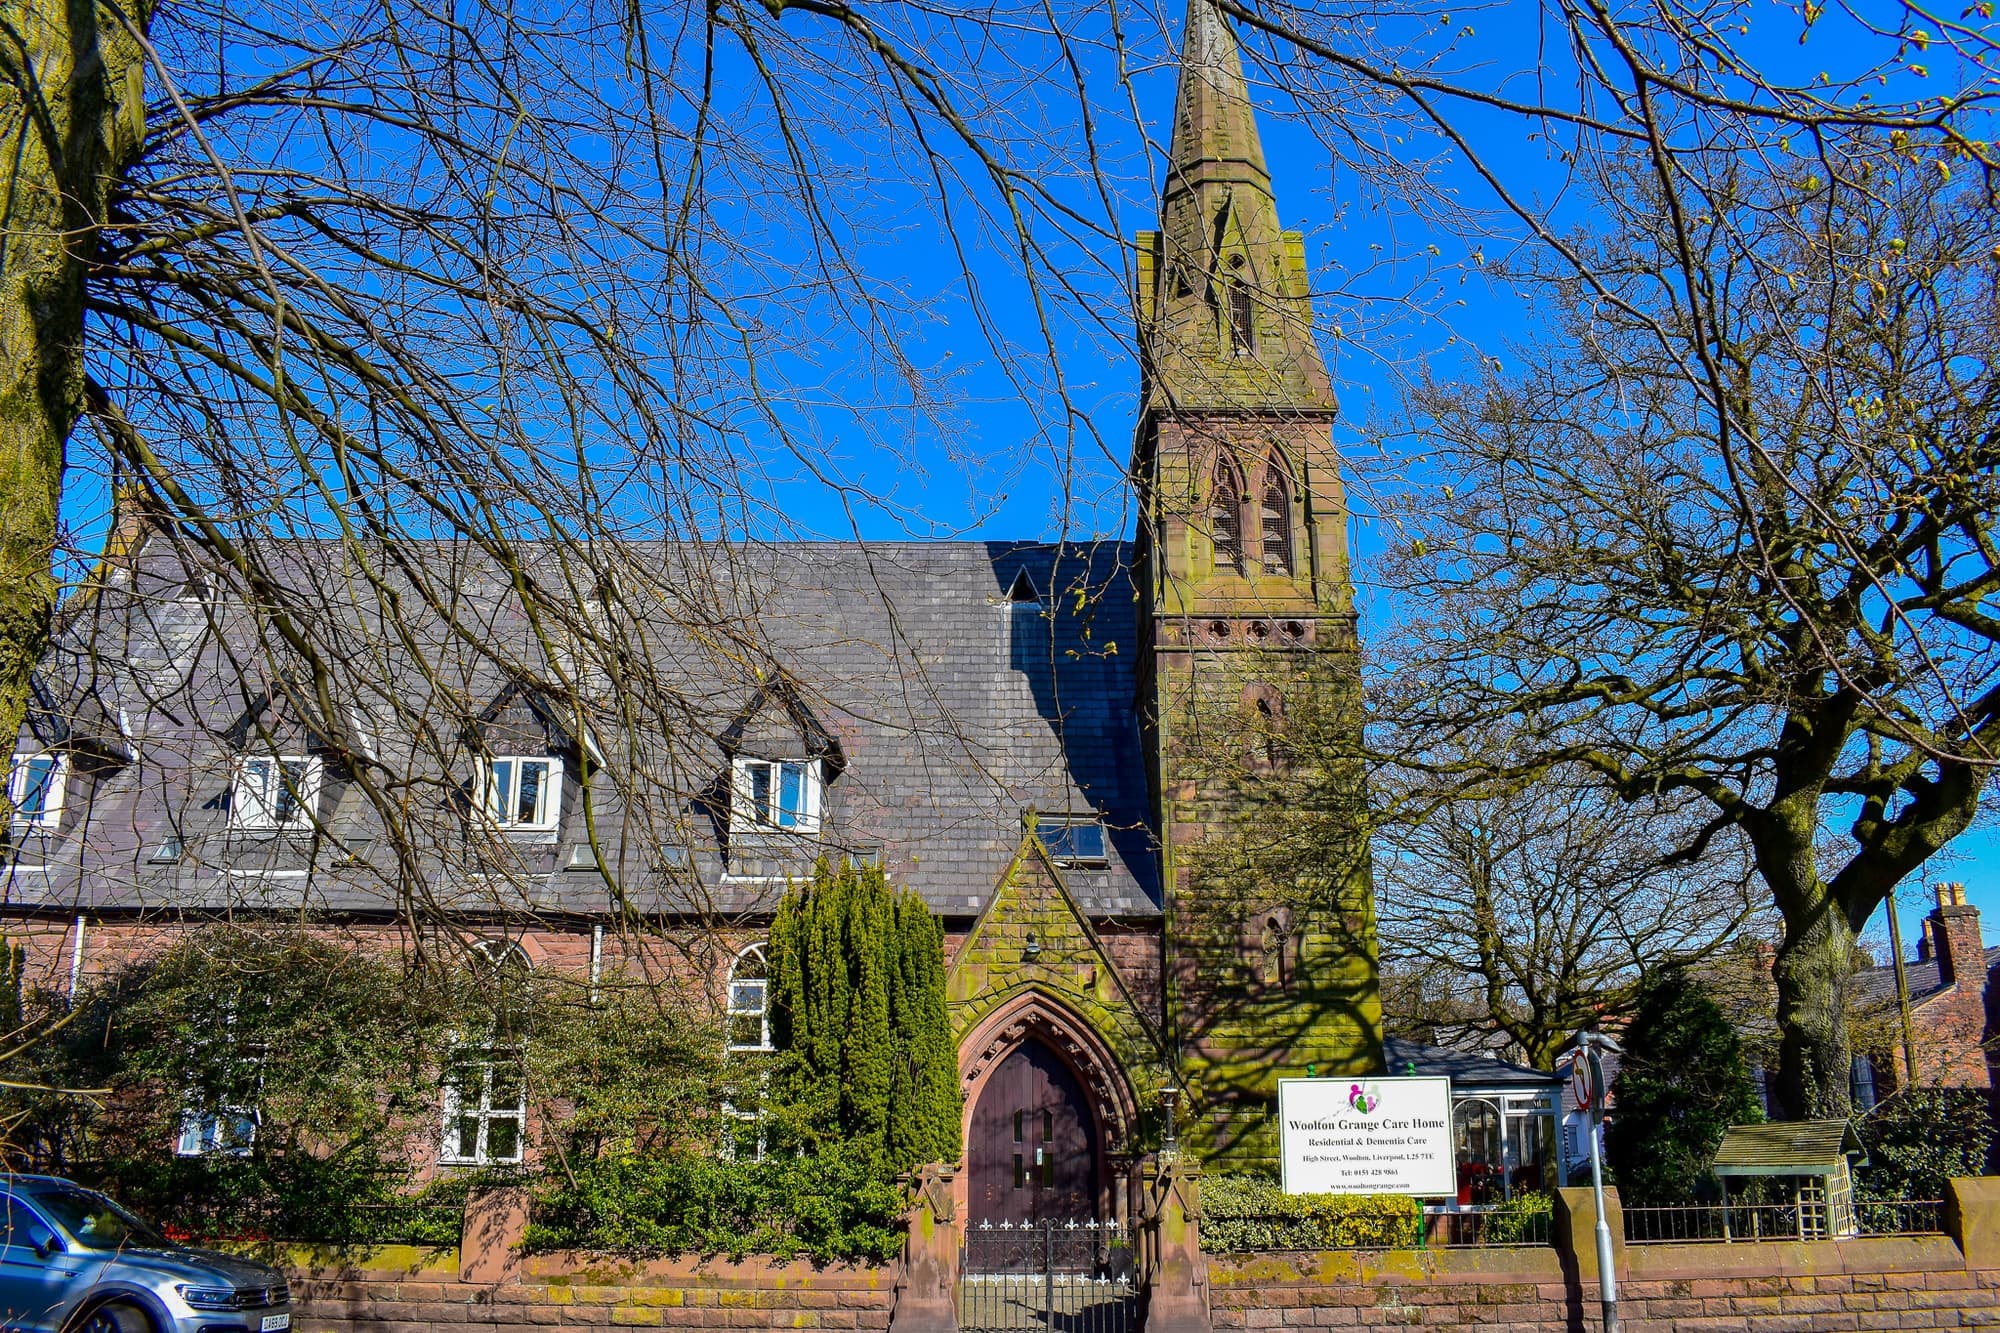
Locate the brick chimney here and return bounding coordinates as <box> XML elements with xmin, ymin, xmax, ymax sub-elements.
<box><xmin>1929</xmin><ymin>882</ymin><xmax>1982</xmax><ymax>989</ymax></box>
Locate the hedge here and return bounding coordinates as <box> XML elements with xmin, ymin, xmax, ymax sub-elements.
<box><xmin>523</xmin><ymin>1144</ymin><xmax>905</xmax><ymax>1263</ymax></box>
<box><xmin>1199</xmin><ymin>1175</ymin><xmax>1419</xmax><ymax>1251</ymax></box>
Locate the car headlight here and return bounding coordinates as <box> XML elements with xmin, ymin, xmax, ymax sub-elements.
<box><xmin>177</xmin><ymin>1287</ymin><xmax>238</xmax><ymax>1311</ymax></box>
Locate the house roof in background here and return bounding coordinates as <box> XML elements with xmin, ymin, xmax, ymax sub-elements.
<box><xmin>1850</xmin><ymin>944</ymin><xmax>2000</xmax><ymax>1013</ymax></box>
<box><xmin>1383</xmin><ymin>1036</ymin><xmax>1562</xmax><ymax>1092</ymax></box>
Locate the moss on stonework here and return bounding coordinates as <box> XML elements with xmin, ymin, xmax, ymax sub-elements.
<box><xmin>945</xmin><ymin>833</ymin><xmax>1173</xmax><ymax>1147</ymax></box>
<box><xmin>1163</xmin><ymin>642</ymin><xmax>1385</xmax><ymax>1175</ymax></box>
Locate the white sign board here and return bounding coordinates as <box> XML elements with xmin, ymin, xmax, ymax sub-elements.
<box><xmin>1278</xmin><ymin>1076</ymin><xmax>1456</xmax><ymax>1196</ymax></box>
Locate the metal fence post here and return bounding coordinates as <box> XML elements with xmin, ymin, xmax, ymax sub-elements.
<box><xmin>1044</xmin><ymin>1221</ymin><xmax>1055</xmax><ymax>1327</ymax></box>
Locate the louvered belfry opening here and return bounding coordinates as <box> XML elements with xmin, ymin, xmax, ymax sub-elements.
<box><xmin>1211</xmin><ymin>457</ymin><xmax>1244</xmax><ymax>573</ymax></box>
<box><xmin>1260</xmin><ymin>454</ymin><xmax>1292</xmax><ymax>574</ymax></box>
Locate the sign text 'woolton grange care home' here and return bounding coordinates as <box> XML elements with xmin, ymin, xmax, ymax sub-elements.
<box><xmin>1278</xmin><ymin>1077</ymin><xmax>1455</xmax><ymax>1196</ymax></box>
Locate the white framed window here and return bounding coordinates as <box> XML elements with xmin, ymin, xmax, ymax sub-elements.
<box><xmin>480</xmin><ymin>756</ymin><xmax>562</xmax><ymax>831</ymax></box>
<box><xmin>176</xmin><ymin>1106</ymin><xmax>257</xmax><ymax>1158</ymax></box>
<box><xmin>7</xmin><ymin>752</ymin><xmax>66</xmax><ymax>830</ymax></box>
<box><xmin>727</xmin><ymin>944</ymin><xmax>773</xmax><ymax>1052</ymax></box>
<box><xmin>232</xmin><ymin>755</ymin><xmax>321</xmax><ymax>830</ymax></box>
<box><xmin>731</xmin><ymin>758</ymin><xmax>820</xmax><ymax>833</ymax></box>
<box><xmin>440</xmin><ymin>1046</ymin><xmax>526</xmax><ymax>1165</ymax></box>
<box><xmin>720</xmin><ymin>1101</ymin><xmax>767</xmax><ymax>1163</ymax></box>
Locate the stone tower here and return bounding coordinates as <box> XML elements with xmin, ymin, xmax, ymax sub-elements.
<box><xmin>1133</xmin><ymin>0</ymin><xmax>1382</xmax><ymax>1170</ymax></box>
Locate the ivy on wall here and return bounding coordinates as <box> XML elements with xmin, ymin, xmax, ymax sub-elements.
<box><xmin>0</xmin><ymin>896</ymin><xmax>958</xmax><ymax>1261</ymax></box>
<box><xmin>525</xmin><ymin>1143</ymin><xmax>904</xmax><ymax>1262</ymax></box>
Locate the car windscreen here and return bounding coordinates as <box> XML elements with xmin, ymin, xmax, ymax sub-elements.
<box><xmin>22</xmin><ymin>1186</ymin><xmax>170</xmax><ymax>1251</ymax></box>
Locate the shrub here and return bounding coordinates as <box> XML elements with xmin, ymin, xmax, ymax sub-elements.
<box><xmin>0</xmin><ymin>926</ymin><xmax>733</xmax><ymax>1249</ymax></box>
<box><xmin>0</xmin><ymin>923</ymin><xmax>918</xmax><ymax>1260</ymax></box>
<box><xmin>524</xmin><ymin>1142</ymin><xmax>905</xmax><ymax>1263</ymax></box>
<box><xmin>71</xmin><ymin>1156</ymin><xmax>474</xmax><ymax>1247</ymax></box>
<box><xmin>1855</xmin><ymin>1088</ymin><xmax>1994</xmax><ymax>1201</ymax></box>
<box><xmin>1604</xmin><ymin>971</ymin><xmax>1763</xmax><ymax>1203</ymax></box>
<box><xmin>1478</xmin><ymin>1190</ymin><xmax>1553</xmax><ymax>1244</ymax></box>
<box><xmin>1200</xmin><ymin>1174</ymin><xmax>1419</xmax><ymax>1252</ymax></box>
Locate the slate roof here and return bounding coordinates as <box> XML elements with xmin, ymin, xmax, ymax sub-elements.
<box><xmin>2</xmin><ymin>538</ymin><xmax>1160</xmax><ymax>922</ymax></box>
<box><xmin>1383</xmin><ymin>1036</ymin><xmax>1563</xmax><ymax>1093</ymax></box>
<box><xmin>1850</xmin><ymin>945</ymin><xmax>2000</xmax><ymax>1013</ymax></box>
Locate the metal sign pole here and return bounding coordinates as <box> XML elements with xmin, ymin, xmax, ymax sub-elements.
<box><xmin>1579</xmin><ymin>1035</ymin><xmax>1620</xmax><ymax>1333</ymax></box>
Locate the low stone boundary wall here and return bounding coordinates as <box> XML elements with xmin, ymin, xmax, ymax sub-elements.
<box><xmin>1208</xmin><ymin>1178</ymin><xmax>2000</xmax><ymax>1330</ymax></box>
<box><xmin>285</xmin><ymin>1246</ymin><xmax>895</xmax><ymax>1333</ymax></box>
<box><xmin>276</xmin><ymin>1176</ymin><xmax>2000</xmax><ymax>1332</ymax></box>
<box><xmin>1209</xmin><ymin>1236</ymin><xmax>1996</xmax><ymax>1330</ymax></box>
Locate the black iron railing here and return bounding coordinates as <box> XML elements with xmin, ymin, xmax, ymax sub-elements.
<box><xmin>958</xmin><ymin>1220</ymin><xmax>1137</xmax><ymax>1333</ymax></box>
<box><xmin>1624</xmin><ymin>1198</ymin><xmax>1945</xmax><ymax>1244</ymax></box>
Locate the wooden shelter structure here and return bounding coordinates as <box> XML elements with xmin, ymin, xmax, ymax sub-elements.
<box><xmin>1711</xmin><ymin>1120</ymin><xmax>1868</xmax><ymax>1239</ymax></box>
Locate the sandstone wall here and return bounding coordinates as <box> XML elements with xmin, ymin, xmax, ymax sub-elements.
<box><xmin>1209</xmin><ymin>1238</ymin><xmax>1994</xmax><ymax>1330</ymax></box>
<box><xmin>288</xmin><ymin>1247</ymin><xmax>893</xmax><ymax>1333</ymax></box>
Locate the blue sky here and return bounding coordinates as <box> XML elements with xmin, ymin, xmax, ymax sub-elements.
<box><xmin>72</xmin><ymin>0</ymin><xmax>1997</xmax><ymax>954</ymax></box>
<box><xmin>713</xmin><ymin>0</ymin><xmax>2000</xmax><ymax>954</ymax></box>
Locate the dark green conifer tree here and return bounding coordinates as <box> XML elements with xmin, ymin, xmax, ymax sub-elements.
<box><xmin>1605</xmin><ymin>970</ymin><xmax>1764</xmax><ymax>1203</ymax></box>
<box><xmin>887</xmin><ymin>893</ymin><xmax>957</xmax><ymax>1170</ymax></box>
<box><xmin>768</xmin><ymin>860</ymin><xmax>959</xmax><ymax>1174</ymax></box>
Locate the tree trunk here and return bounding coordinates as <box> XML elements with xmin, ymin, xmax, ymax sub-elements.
<box><xmin>1771</xmin><ymin>901</ymin><xmax>1857</xmax><ymax>1120</ymax></box>
<box><xmin>0</xmin><ymin>0</ymin><xmax>153</xmax><ymax>760</ymax></box>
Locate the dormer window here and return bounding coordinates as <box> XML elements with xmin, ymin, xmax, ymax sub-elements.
<box><xmin>8</xmin><ymin>752</ymin><xmax>66</xmax><ymax>830</ymax></box>
<box><xmin>1007</xmin><ymin>568</ymin><xmax>1050</xmax><ymax>674</ymax></box>
<box><xmin>232</xmin><ymin>755</ymin><xmax>321</xmax><ymax>831</ymax></box>
<box><xmin>481</xmin><ymin>756</ymin><xmax>563</xmax><ymax>832</ymax></box>
<box><xmin>732</xmin><ymin>758</ymin><xmax>821</xmax><ymax>834</ymax></box>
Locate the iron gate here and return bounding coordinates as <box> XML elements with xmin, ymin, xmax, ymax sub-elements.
<box><xmin>957</xmin><ymin>1219</ymin><xmax>1138</xmax><ymax>1333</ymax></box>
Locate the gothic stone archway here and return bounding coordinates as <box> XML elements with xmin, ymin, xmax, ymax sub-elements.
<box><xmin>957</xmin><ymin>989</ymin><xmax>1141</xmax><ymax>1228</ymax></box>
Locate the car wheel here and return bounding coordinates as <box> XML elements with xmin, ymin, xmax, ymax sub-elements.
<box><xmin>76</xmin><ymin>1302</ymin><xmax>151</xmax><ymax>1333</ymax></box>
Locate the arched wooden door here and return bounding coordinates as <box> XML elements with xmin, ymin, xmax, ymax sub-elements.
<box><xmin>967</xmin><ymin>1038</ymin><xmax>1100</xmax><ymax>1224</ymax></box>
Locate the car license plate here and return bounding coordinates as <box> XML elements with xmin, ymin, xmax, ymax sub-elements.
<box><xmin>261</xmin><ymin>1315</ymin><xmax>290</xmax><ymax>1331</ymax></box>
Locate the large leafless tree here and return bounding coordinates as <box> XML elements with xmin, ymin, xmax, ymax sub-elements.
<box><xmin>1378</xmin><ymin>775</ymin><xmax>1760</xmax><ymax>1069</ymax></box>
<box><xmin>1372</xmin><ymin>148</ymin><xmax>2000</xmax><ymax>1117</ymax></box>
<box><xmin>8</xmin><ymin>0</ymin><xmax>1998</xmax><ymax>1119</ymax></box>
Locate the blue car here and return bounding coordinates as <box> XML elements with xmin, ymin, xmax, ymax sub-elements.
<box><xmin>0</xmin><ymin>1178</ymin><xmax>292</xmax><ymax>1333</ymax></box>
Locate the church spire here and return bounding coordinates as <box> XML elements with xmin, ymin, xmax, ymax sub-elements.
<box><xmin>1163</xmin><ymin>0</ymin><xmax>1271</xmax><ymax>212</ymax></box>
<box><xmin>1136</xmin><ymin>0</ymin><xmax>1334</xmax><ymax>415</ymax></box>
<box><xmin>1128</xmin><ymin>1</ymin><xmax>1375</xmax><ymax>1175</ymax></box>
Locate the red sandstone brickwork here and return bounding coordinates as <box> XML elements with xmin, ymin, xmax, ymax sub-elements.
<box><xmin>0</xmin><ymin>919</ymin><xmax>751</xmax><ymax>1177</ymax></box>
<box><xmin>288</xmin><ymin>1250</ymin><xmax>893</xmax><ymax>1333</ymax></box>
<box><xmin>289</xmin><ymin>1238</ymin><xmax>2000</xmax><ymax>1333</ymax></box>
<box><xmin>0</xmin><ymin>918</ymin><xmax>733</xmax><ymax>1002</ymax></box>
<box><xmin>1208</xmin><ymin>1237</ymin><xmax>2000</xmax><ymax>1331</ymax></box>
